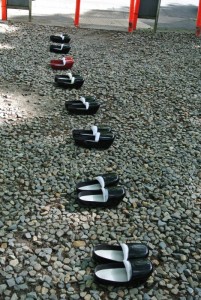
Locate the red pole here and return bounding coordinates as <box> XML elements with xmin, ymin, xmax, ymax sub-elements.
<box><xmin>133</xmin><ymin>0</ymin><xmax>141</xmax><ymax>30</ymax></box>
<box><xmin>196</xmin><ymin>0</ymin><xmax>201</xmax><ymax>36</ymax></box>
<box><xmin>74</xmin><ymin>0</ymin><xmax>81</xmax><ymax>27</ymax></box>
<box><xmin>1</xmin><ymin>0</ymin><xmax>7</xmax><ymax>21</ymax></box>
<box><xmin>128</xmin><ymin>0</ymin><xmax>135</xmax><ymax>32</ymax></box>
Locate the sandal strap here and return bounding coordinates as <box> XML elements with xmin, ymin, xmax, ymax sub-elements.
<box><xmin>91</xmin><ymin>125</ymin><xmax>98</xmax><ymax>135</ymax></box>
<box><xmin>95</xmin><ymin>176</ymin><xmax>105</xmax><ymax>188</ymax></box>
<box><xmin>94</xmin><ymin>132</ymin><xmax>100</xmax><ymax>142</ymax></box>
<box><xmin>67</xmin><ymin>73</ymin><xmax>75</xmax><ymax>84</ymax></box>
<box><xmin>60</xmin><ymin>34</ymin><xmax>65</xmax><ymax>40</ymax></box>
<box><xmin>80</xmin><ymin>96</ymin><xmax>86</xmax><ymax>103</ymax></box>
<box><xmin>102</xmin><ymin>187</ymin><xmax>108</xmax><ymax>202</ymax></box>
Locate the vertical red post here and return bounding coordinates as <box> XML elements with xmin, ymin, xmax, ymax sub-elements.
<box><xmin>128</xmin><ymin>0</ymin><xmax>135</xmax><ymax>32</ymax></box>
<box><xmin>74</xmin><ymin>0</ymin><xmax>81</xmax><ymax>27</ymax></box>
<box><xmin>196</xmin><ymin>0</ymin><xmax>201</xmax><ymax>36</ymax></box>
<box><xmin>1</xmin><ymin>0</ymin><xmax>7</xmax><ymax>21</ymax></box>
<box><xmin>133</xmin><ymin>0</ymin><xmax>141</xmax><ymax>30</ymax></box>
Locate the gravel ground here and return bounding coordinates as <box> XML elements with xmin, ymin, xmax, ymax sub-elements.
<box><xmin>0</xmin><ymin>22</ymin><xmax>201</xmax><ymax>300</ymax></box>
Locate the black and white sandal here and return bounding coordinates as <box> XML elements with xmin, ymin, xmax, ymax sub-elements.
<box><xmin>94</xmin><ymin>259</ymin><xmax>153</xmax><ymax>286</ymax></box>
<box><xmin>55</xmin><ymin>73</ymin><xmax>84</xmax><ymax>90</ymax></box>
<box><xmin>50</xmin><ymin>44</ymin><xmax>71</xmax><ymax>54</ymax></box>
<box><xmin>50</xmin><ymin>34</ymin><xmax>71</xmax><ymax>43</ymax></box>
<box><xmin>65</xmin><ymin>96</ymin><xmax>96</xmax><ymax>107</ymax></box>
<box><xmin>72</xmin><ymin>125</ymin><xmax>111</xmax><ymax>138</ymax></box>
<box><xmin>66</xmin><ymin>97</ymin><xmax>100</xmax><ymax>115</ymax></box>
<box><xmin>77</xmin><ymin>186</ymin><xmax>125</xmax><ymax>207</ymax></box>
<box><xmin>93</xmin><ymin>243</ymin><xmax>149</xmax><ymax>264</ymax></box>
<box><xmin>76</xmin><ymin>173</ymin><xmax>119</xmax><ymax>192</ymax></box>
<box><xmin>74</xmin><ymin>132</ymin><xmax>115</xmax><ymax>149</ymax></box>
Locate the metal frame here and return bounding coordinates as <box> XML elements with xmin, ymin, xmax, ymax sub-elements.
<box><xmin>135</xmin><ymin>0</ymin><xmax>161</xmax><ymax>32</ymax></box>
<box><xmin>5</xmin><ymin>0</ymin><xmax>32</xmax><ymax>21</ymax></box>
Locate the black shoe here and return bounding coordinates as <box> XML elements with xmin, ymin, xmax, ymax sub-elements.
<box><xmin>93</xmin><ymin>243</ymin><xmax>149</xmax><ymax>264</ymax></box>
<box><xmin>55</xmin><ymin>74</ymin><xmax>84</xmax><ymax>90</ymax></box>
<box><xmin>66</xmin><ymin>96</ymin><xmax>96</xmax><ymax>106</ymax></box>
<box><xmin>94</xmin><ymin>259</ymin><xmax>153</xmax><ymax>286</ymax></box>
<box><xmin>76</xmin><ymin>173</ymin><xmax>119</xmax><ymax>192</ymax></box>
<box><xmin>66</xmin><ymin>101</ymin><xmax>100</xmax><ymax>115</ymax></box>
<box><xmin>50</xmin><ymin>44</ymin><xmax>71</xmax><ymax>54</ymax></box>
<box><xmin>77</xmin><ymin>186</ymin><xmax>125</xmax><ymax>207</ymax></box>
<box><xmin>74</xmin><ymin>132</ymin><xmax>115</xmax><ymax>149</ymax></box>
<box><xmin>72</xmin><ymin>125</ymin><xmax>111</xmax><ymax>138</ymax></box>
<box><xmin>50</xmin><ymin>34</ymin><xmax>71</xmax><ymax>43</ymax></box>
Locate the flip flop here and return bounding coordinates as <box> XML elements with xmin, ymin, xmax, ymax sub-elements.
<box><xmin>74</xmin><ymin>132</ymin><xmax>115</xmax><ymax>149</ymax></box>
<box><xmin>50</xmin><ymin>34</ymin><xmax>71</xmax><ymax>43</ymax></box>
<box><xmin>55</xmin><ymin>74</ymin><xmax>84</xmax><ymax>90</ymax></box>
<box><xmin>66</xmin><ymin>96</ymin><xmax>96</xmax><ymax>106</ymax></box>
<box><xmin>50</xmin><ymin>56</ymin><xmax>74</xmax><ymax>70</ymax></box>
<box><xmin>94</xmin><ymin>259</ymin><xmax>153</xmax><ymax>286</ymax></box>
<box><xmin>76</xmin><ymin>173</ymin><xmax>119</xmax><ymax>192</ymax></box>
<box><xmin>93</xmin><ymin>243</ymin><xmax>149</xmax><ymax>264</ymax></box>
<box><xmin>77</xmin><ymin>186</ymin><xmax>125</xmax><ymax>207</ymax></box>
<box><xmin>72</xmin><ymin>125</ymin><xmax>111</xmax><ymax>138</ymax></box>
<box><xmin>50</xmin><ymin>44</ymin><xmax>71</xmax><ymax>54</ymax></box>
<box><xmin>66</xmin><ymin>101</ymin><xmax>100</xmax><ymax>115</ymax></box>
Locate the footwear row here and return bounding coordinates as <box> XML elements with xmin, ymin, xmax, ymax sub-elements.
<box><xmin>49</xmin><ymin>33</ymin><xmax>154</xmax><ymax>287</ymax></box>
<box><xmin>93</xmin><ymin>243</ymin><xmax>153</xmax><ymax>285</ymax></box>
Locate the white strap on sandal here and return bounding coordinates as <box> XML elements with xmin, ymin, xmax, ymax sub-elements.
<box><xmin>60</xmin><ymin>44</ymin><xmax>64</xmax><ymax>50</ymax></box>
<box><xmin>91</xmin><ymin>125</ymin><xmax>98</xmax><ymax>135</ymax></box>
<box><xmin>94</xmin><ymin>132</ymin><xmax>100</xmax><ymax>142</ymax></box>
<box><xmin>120</xmin><ymin>243</ymin><xmax>129</xmax><ymax>261</ymax></box>
<box><xmin>80</xmin><ymin>96</ymin><xmax>86</xmax><ymax>103</ymax></box>
<box><xmin>60</xmin><ymin>34</ymin><xmax>65</xmax><ymax>40</ymax></box>
<box><xmin>80</xmin><ymin>97</ymin><xmax>89</xmax><ymax>109</ymax></box>
<box><xmin>62</xmin><ymin>57</ymin><xmax>66</xmax><ymax>65</ymax></box>
<box><xmin>95</xmin><ymin>176</ymin><xmax>105</xmax><ymax>189</ymax></box>
<box><xmin>123</xmin><ymin>260</ymin><xmax>132</xmax><ymax>281</ymax></box>
<box><xmin>67</xmin><ymin>73</ymin><xmax>75</xmax><ymax>84</ymax></box>
<box><xmin>102</xmin><ymin>187</ymin><xmax>109</xmax><ymax>202</ymax></box>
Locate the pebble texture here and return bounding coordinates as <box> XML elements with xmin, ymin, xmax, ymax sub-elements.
<box><xmin>0</xmin><ymin>22</ymin><xmax>201</xmax><ymax>300</ymax></box>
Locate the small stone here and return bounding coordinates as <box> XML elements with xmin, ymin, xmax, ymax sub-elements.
<box><xmin>10</xmin><ymin>293</ymin><xmax>18</xmax><ymax>300</ymax></box>
<box><xmin>25</xmin><ymin>233</ymin><xmax>32</xmax><ymax>239</ymax></box>
<box><xmin>33</xmin><ymin>263</ymin><xmax>42</xmax><ymax>271</ymax></box>
<box><xmin>56</xmin><ymin>230</ymin><xmax>64</xmax><ymax>238</ymax></box>
<box><xmin>41</xmin><ymin>287</ymin><xmax>49</xmax><ymax>294</ymax></box>
<box><xmin>72</xmin><ymin>241</ymin><xmax>86</xmax><ymax>248</ymax></box>
<box><xmin>0</xmin><ymin>284</ymin><xmax>7</xmax><ymax>293</ymax></box>
<box><xmin>6</xmin><ymin>278</ymin><xmax>16</xmax><ymax>287</ymax></box>
<box><xmin>159</xmin><ymin>241</ymin><xmax>166</xmax><ymax>249</ymax></box>
<box><xmin>10</xmin><ymin>259</ymin><xmax>19</xmax><ymax>267</ymax></box>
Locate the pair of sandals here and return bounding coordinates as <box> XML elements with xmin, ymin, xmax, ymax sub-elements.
<box><xmin>93</xmin><ymin>243</ymin><xmax>153</xmax><ymax>286</ymax></box>
<box><xmin>73</xmin><ymin>125</ymin><xmax>115</xmax><ymax>149</ymax></box>
<box><xmin>50</xmin><ymin>34</ymin><xmax>71</xmax><ymax>54</ymax></box>
<box><xmin>65</xmin><ymin>96</ymin><xmax>100</xmax><ymax>115</ymax></box>
<box><xmin>76</xmin><ymin>173</ymin><xmax>125</xmax><ymax>207</ymax></box>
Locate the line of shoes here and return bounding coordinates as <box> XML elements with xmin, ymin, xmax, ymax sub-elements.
<box><xmin>92</xmin><ymin>243</ymin><xmax>153</xmax><ymax>285</ymax></box>
<box><xmin>49</xmin><ymin>34</ymin><xmax>114</xmax><ymax>149</ymax></box>
<box><xmin>49</xmin><ymin>34</ymin><xmax>101</xmax><ymax>116</ymax></box>
<box><xmin>49</xmin><ymin>33</ymin><xmax>153</xmax><ymax>286</ymax></box>
<box><xmin>50</xmin><ymin>34</ymin><xmax>84</xmax><ymax>90</ymax></box>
